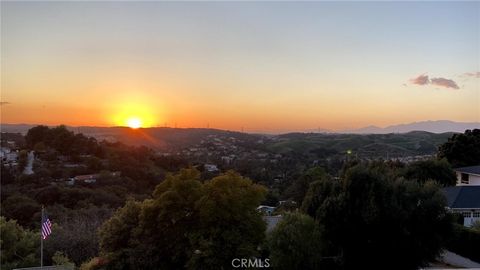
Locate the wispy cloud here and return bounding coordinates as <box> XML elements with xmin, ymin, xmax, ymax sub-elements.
<box><xmin>410</xmin><ymin>74</ymin><xmax>429</xmax><ymax>85</ymax></box>
<box><xmin>0</xmin><ymin>102</ymin><xmax>11</xmax><ymax>106</ymax></box>
<box><xmin>463</xmin><ymin>72</ymin><xmax>480</xmax><ymax>78</ymax></box>
<box><xmin>430</xmin><ymin>78</ymin><xmax>459</xmax><ymax>89</ymax></box>
<box><xmin>409</xmin><ymin>74</ymin><xmax>459</xmax><ymax>89</ymax></box>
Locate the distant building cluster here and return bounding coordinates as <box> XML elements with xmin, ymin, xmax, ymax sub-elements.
<box><xmin>0</xmin><ymin>146</ymin><xmax>19</xmax><ymax>167</ymax></box>
<box><xmin>1</xmin><ymin>137</ymin><xmax>19</xmax><ymax>167</ymax></box>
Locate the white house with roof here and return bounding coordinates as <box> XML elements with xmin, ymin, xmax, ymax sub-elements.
<box><xmin>444</xmin><ymin>186</ymin><xmax>480</xmax><ymax>227</ymax></box>
<box><xmin>443</xmin><ymin>165</ymin><xmax>480</xmax><ymax>227</ymax></box>
<box><xmin>454</xmin><ymin>165</ymin><xmax>480</xmax><ymax>186</ymax></box>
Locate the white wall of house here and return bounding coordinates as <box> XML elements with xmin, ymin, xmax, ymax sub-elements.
<box><xmin>452</xmin><ymin>209</ymin><xmax>480</xmax><ymax>227</ymax></box>
<box><xmin>456</xmin><ymin>172</ymin><xmax>480</xmax><ymax>186</ymax></box>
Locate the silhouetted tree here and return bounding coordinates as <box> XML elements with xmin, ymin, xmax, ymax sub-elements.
<box><xmin>402</xmin><ymin>159</ymin><xmax>456</xmax><ymax>186</ymax></box>
<box><xmin>25</xmin><ymin>125</ymin><xmax>51</xmax><ymax>148</ymax></box>
<box><xmin>303</xmin><ymin>164</ymin><xmax>454</xmax><ymax>269</ymax></box>
<box><xmin>268</xmin><ymin>213</ymin><xmax>324</xmax><ymax>270</ymax></box>
<box><xmin>284</xmin><ymin>167</ymin><xmax>329</xmax><ymax>203</ymax></box>
<box><xmin>438</xmin><ymin>129</ymin><xmax>480</xmax><ymax>167</ymax></box>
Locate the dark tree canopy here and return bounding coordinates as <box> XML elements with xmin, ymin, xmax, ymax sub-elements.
<box><xmin>302</xmin><ymin>164</ymin><xmax>454</xmax><ymax>270</ymax></box>
<box><xmin>268</xmin><ymin>213</ymin><xmax>324</xmax><ymax>270</ymax></box>
<box><xmin>438</xmin><ymin>129</ymin><xmax>480</xmax><ymax>167</ymax></box>
<box><xmin>98</xmin><ymin>168</ymin><xmax>266</xmax><ymax>270</ymax></box>
<box><xmin>0</xmin><ymin>217</ymin><xmax>39</xmax><ymax>270</ymax></box>
<box><xmin>1</xmin><ymin>194</ymin><xmax>40</xmax><ymax>228</ymax></box>
<box><xmin>25</xmin><ymin>125</ymin><xmax>100</xmax><ymax>156</ymax></box>
<box><xmin>401</xmin><ymin>159</ymin><xmax>457</xmax><ymax>186</ymax></box>
<box><xmin>284</xmin><ymin>166</ymin><xmax>329</xmax><ymax>203</ymax></box>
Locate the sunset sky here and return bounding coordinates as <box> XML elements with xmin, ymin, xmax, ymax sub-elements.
<box><xmin>1</xmin><ymin>1</ymin><xmax>479</xmax><ymax>132</ymax></box>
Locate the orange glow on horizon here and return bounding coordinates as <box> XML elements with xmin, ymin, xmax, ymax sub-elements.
<box><xmin>110</xmin><ymin>97</ymin><xmax>162</xmax><ymax>128</ymax></box>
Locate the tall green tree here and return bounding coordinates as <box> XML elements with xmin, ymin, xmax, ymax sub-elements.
<box><xmin>438</xmin><ymin>129</ymin><xmax>480</xmax><ymax>167</ymax></box>
<box><xmin>98</xmin><ymin>168</ymin><xmax>266</xmax><ymax>270</ymax></box>
<box><xmin>402</xmin><ymin>159</ymin><xmax>457</xmax><ymax>186</ymax></box>
<box><xmin>303</xmin><ymin>164</ymin><xmax>454</xmax><ymax>270</ymax></box>
<box><xmin>25</xmin><ymin>125</ymin><xmax>51</xmax><ymax>148</ymax></box>
<box><xmin>98</xmin><ymin>200</ymin><xmax>142</xmax><ymax>269</ymax></box>
<box><xmin>284</xmin><ymin>166</ymin><xmax>329</xmax><ymax>203</ymax></box>
<box><xmin>189</xmin><ymin>171</ymin><xmax>267</xmax><ymax>269</ymax></box>
<box><xmin>17</xmin><ymin>150</ymin><xmax>29</xmax><ymax>173</ymax></box>
<box><xmin>268</xmin><ymin>213</ymin><xmax>324</xmax><ymax>270</ymax></box>
<box><xmin>0</xmin><ymin>217</ymin><xmax>39</xmax><ymax>270</ymax></box>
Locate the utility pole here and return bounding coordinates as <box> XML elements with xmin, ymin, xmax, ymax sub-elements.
<box><xmin>40</xmin><ymin>206</ymin><xmax>44</xmax><ymax>268</ymax></box>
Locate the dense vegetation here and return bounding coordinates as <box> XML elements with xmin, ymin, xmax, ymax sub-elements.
<box><xmin>447</xmin><ymin>224</ymin><xmax>480</xmax><ymax>262</ymax></box>
<box><xmin>438</xmin><ymin>129</ymin><xmax>480</xmax><ymax>167</ymax></box>
<box><xmin>1</xmin><ymin>127</ymin><xmax>479</xmax><ymax>269</ymax></box>
<box><xmin>97</xmin><ymin>169</ymin><xmax>266</xmax><ymax>269</ymax></box>
<box><xmin>300</xmin><ymin>164</ymin><xmax>453</xmax><ymax>269</ymax></box>
<box><xmin>1</xmin><ymin>126</ymin><xmax>189</xmax><ymax>267</ymax></box>
<box><xmin>269</xmin><ymin>131</ymin><xmax>453</xmax><ymax>158</ymax></box>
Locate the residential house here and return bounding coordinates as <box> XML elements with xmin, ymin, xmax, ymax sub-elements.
<box><xmin>444</xmin><ymin>185</ymin><xmax>480</xmax><ymax>227</ymax></box>
<box><xmin>443</xmin><ymin>165</ymin><xmax>480</xmax><ymax>227</ymax></box>
<box><xmin>454</xmin><ymin>165</ymin><xmax>480</xmax><ymax>186</ymax></box>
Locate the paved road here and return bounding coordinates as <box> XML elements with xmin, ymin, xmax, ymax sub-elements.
<box><xmin>441</xmin><ymin>251</ymin><xmax>480</xmax><ymax>268</ymax></box>
<box><xmin>23</xmin><ymin>151</ymin><xmax>34</xmax><ymax>175</ymax></box>
<box><xmin>426</xmin><ymin>250</ymin><xmax>480</xmax><ymax>269</ymax></box>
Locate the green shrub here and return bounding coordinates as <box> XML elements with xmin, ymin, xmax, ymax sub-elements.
<box><xmin>447</xmin><ymin>224</ymin><xmax>480</xmax><ymax>262</ymax></box>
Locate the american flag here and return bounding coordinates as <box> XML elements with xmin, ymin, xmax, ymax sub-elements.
<box><xmin>41</xmin><ymin>213</ymin><xmax>52</xmax><ymax>240</ymax></box>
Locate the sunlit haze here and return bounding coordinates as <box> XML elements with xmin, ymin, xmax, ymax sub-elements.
<box><xmin>1</xmin><ymin>2</ymin><xmax>479</xmax><ymax>132</ymax></box>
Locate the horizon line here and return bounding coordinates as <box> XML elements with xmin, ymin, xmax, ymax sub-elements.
<box><xmin>1</xmin><ymin>119</ymin><xmax>479</xmax><ymax>135</ymax></box>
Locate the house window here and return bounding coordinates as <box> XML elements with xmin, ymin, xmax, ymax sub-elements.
<box><xmin>473</xmin><ymin>212</ymin><xmax>480</xmax><ymax>218</ymax></box>
<box><xmin>461</xmin><ymin>173</ymin><xmax>469</xmax><ymax>184</ymax></box>
<box><xmin>461</xmin><ymin>211</ymin><xmax>472</xmax><ymax>218</ymax></box>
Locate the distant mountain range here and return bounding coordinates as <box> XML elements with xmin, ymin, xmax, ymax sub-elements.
<box><xmin>1</xmin><ymin>120</ymin><xmax>479</xmax><ymax>136</ymax></box>
<box><xmin>339</xmin><ymin>120</ymin><xmax>480</xmax><ymax>134</ymax></box>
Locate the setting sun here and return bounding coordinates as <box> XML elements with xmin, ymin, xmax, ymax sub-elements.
<box><xmin>110</xmin><ymin>99</ymin><xmax>162</xmax><ymax>128</ymax></box>
<box><xmin>126</xmin><ymin>117</ymin><xmax>142</xmax><ymax>129</ymax></box>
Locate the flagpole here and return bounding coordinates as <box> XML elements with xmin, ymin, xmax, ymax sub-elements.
<box><xmin>41</xmin><ymin>205</ymin><xmax>44</xmax><ymax>268</ymax></box>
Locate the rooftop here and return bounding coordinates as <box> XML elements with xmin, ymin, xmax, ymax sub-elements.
<box><xmin>443</xmin><ymin>186</ymin><xmax>480</xmax><ymax>209</ymax></box>
<box><xmin>454</xmin><ymin>165</ymin><xmax>480</xmax><ymax>176</ymax></box>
